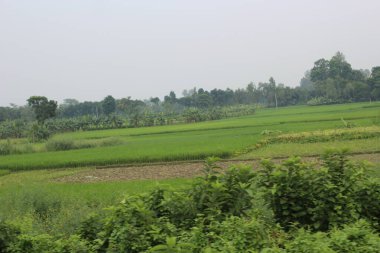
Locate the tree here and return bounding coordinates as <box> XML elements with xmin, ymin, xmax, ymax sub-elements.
<box><xmin>328</xmin><ymin>51</ymin><xmax>352</xmax><ymax>79</ymax></box>
<box><xmin>195</xmin><ymin>93</ymin><xmax>212</xmax><ymax>108</ymax></box>
<box><xmin>102</xmin><ymin>95</ymin><xmax>116</xmax><ymax>115</ymax></box>
<box><xmin>310</xmin><ymin>58</ymin><xmax>330</xmax><ymax>82</ymax></box>
<box><xmin>27</xmin><ymin>96</ymin><xmax>57</xmax><ymax>124</ymax></box>
<box><xmin>269</xmin><ymin>77</ymin><xmax>278</xmax><ymax>108</ymax></box>
<box><xmin>368</xmin><ymin>67</ymin><xmax>380</xmax><ymax>100</ymax></box>
<box><xmin>149</xmin><ymin>97</ymin><xmax>160</xmax><ymax>105</ymax></box>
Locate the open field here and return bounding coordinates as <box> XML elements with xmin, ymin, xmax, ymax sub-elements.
<box><xmin>1</xmin><ymin>102</ymin><xmax>380</xmax><ymax>238</ymax></box>
<box><xmin>0</xmin><ymin>167</ymin><xmax>192</xmax><ymax>235</ymax></box>
<box><xmin>1</xmin><ymin>102</ymin><xmax>379</xmax><ymax>170</ymax></box>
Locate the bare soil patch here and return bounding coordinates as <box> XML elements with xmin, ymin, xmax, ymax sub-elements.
<box><xmin>54</xmin><ymin>153</ymin><xmax>380</xmax><ymax>183</ymax></box>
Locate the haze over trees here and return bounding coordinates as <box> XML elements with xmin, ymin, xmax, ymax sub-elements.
<box><xmin>0</xmin><ymin>52</ymin><xmax>379</xmax><ymax>126</ymax></box>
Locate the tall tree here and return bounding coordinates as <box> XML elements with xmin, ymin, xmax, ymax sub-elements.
<box><xmin>368</xmin><ymin>66</ymin><xmax>380</xmax><ymax>100</ymax></box>
<box><xmin>27</xmin><ymin>96</ymin><xmax>57</xmax><ymax>124</ymax></box>
<box><xmin>269</xmin><ymin>77</ymin><xmax>278</xmax><ymax>108</ymax></box>
<box><xmin>102</xmin><ymin>95</ymin><xmax>116</xmax><ymax>115</ymax></box>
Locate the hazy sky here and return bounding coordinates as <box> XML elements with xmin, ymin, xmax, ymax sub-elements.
<box><xmin>1</xmin><ymin>0</ymin><xmax>379</xmax><ymax>106</ymax></box>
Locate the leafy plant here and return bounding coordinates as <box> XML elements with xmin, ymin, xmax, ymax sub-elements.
<box><xmin>148</xmin><ymin>237</ymin><xmax>194</xmax><ymax>253</ymax></box>
<box><xmin>259</xmin><ymin>150</ymin><xmax>368</xmax><ymax>231</ymax></box>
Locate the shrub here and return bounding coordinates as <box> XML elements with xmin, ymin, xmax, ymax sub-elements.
<box><xmin>285</xmin><ymin>229</ymin><xmax>334</xmax><ymax>253</ymax></box>
<box><xmin>307</xmin><ymin>97</ymin><xmax>338</xmax><ymax>106</ymax></box>
<box><xmin>0</xmin><ymin>221</ymin><xmax>20</xmax><ymax>253</ymax></box>
<box><xmin>259</xmin><ymin>150</ymin><xmax>365</xmax><ymax>231</ymax></box>
<box><xmin>285</xmin><ymin>221</ymin><xmax>380</xmax><ymax>253</ymax></box>
<box><xmin>28</xmin><ymin>123</ymin><xmax>50</xmax><ymax>142</ymax></box>
<box><xmin>329</xmin><ymin>220</ymin><xmax>380</xmax><ymax>253</ymax></box>
<box><xmin>8</xmin><ymin>234</ymin><xmax>90</xmax><ymax>253</ymax></box>
<box><xmin>46</xmin><ymin>138</ymin><xmax>75</xmax><ymax>151</ymax></box>
<box><xmin>98</xmin><ymin>137</ymin><xmax>123</xmax><ymax>147</ymax></box>
<box><xmin>1</xmin><ymin>154</ymin><xmax>380</xmax><ymax>252</ymax></box>
<box><xmin>21</xmin><ymin>189</ymin><xmax>63</xmax><ymax>220</ymax></box>
<box><xmin>355</xmin><ymin>180</ymin><xmax>380</xmax><ymax>229</ymax></box>
<box><xmin>207</xmin><ymin>216</ymin><xmax>270</xmax><ymax>252</ymax></box>
<box><xmin>0</xmin><ymin>140</ymin><xmax>12</xmax><ymax>155</ymax></box>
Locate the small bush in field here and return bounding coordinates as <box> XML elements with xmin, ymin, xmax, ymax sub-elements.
<box><xmin>46</xmin><ymin>138</ymin><xmax>75</xmax><ymax>151</ymax></box>
<box><xmin>0</xmin><ymin>140</ymin><xmax>12</xmax><ymax>155</ymax></box>
<box><xmin>28</xmin><ymin>123</ymin><xmax>50</xmax><ymax>142</ymax></box>
<box><xmin>97</xmin><ymin>137</ymin><xmax>123</xmax><ymax>147</ymax></box>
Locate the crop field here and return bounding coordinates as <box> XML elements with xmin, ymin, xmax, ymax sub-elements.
<box><xmin>0</xmin><ymin>102</ymin><xmax>380</xmax><ymax>243</ymax></box>
<box><xmin>0</xmin><ymin>102</ymin><xmax>379</xmax><ymax>170</ymax></box>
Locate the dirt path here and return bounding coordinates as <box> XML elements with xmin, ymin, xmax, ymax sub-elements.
<box><xmin>55</xmin><ymin>153</ymin><xmax>380</xmax><ymax>183</ymax></box>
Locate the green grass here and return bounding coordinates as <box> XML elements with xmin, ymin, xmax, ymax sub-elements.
<box><xmin>0</xmin><ymin>102</ymin><xmax>379</xmax><ymax>170</ymax></box>
<box><xmin>0</xmin><ymin>168</ymin><xmax>191</xmax><ymax>235</ymax></box>
<box><xmin>237</xmin><ymin>137</ymin><xmax>380</xmax><ymax>159</ymax></box>
<box><xmin>1</xmin><ymin>102</ymin><xmax>379</xmax><ymax>237</ymax></box>
<box><xmin>59</xmin><ymin>102</ymin><xmax>380</xmax><ymax>140</ymax></box>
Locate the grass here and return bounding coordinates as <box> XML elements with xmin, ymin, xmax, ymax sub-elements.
<box><xmin>0</xmin><ymin>168</ymin><xmax>191</xmax><ymax>235</ymax></box>
<box><xmin>237</xmin><ymin>138</ymin><xmax>380</xmax><ymax>159</ymax></box>
<box><xmin>58</xmin><ymin>102</ymin><xmax>380</xmax><ymax>140</ymax></box>
<box><xmin>0</xmin><ymin>102</ymin><xmax>379</xmax><ymax>237</ymax></box>
<box><xmin>0</xmin><ymin>102</ymin><xmax>379</xmax><ymax>170</ymax></box>
<box><xmin>1</xmin><ymin>152</ymin><xmax>379</xmax><ymax>236</ymax></box>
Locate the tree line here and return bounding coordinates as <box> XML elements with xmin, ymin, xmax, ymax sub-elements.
<box><xmin>1</xmin><ymin>52</ymin><xmax>379</xmax><ymax>123</ymax></box>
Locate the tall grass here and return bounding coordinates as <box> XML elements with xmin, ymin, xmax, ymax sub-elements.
<box><xmin>238</xmin><ymin>138</ymin><xmax>380</xmax><ymax>159</ymax></box>
<box><xmin>0</xmin><ymin>169</ymin><xmax>191</xmax><ymax>236</ymax></box>
<box><xmin>45</xmin><ymin>136</ymin><xmax>123</xmax><ymax>151</ymax></box>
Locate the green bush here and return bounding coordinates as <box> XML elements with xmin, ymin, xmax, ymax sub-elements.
<box><xmin>329</xmin><ymin>220</ymin><xmax>380</xmax><ymax>253</ymax></box>
<box><xmin>0</xmin><ymin>140</ymin><xmax>12</xmax><ymax>155</ymax></box>
<box><xmin>258</xmin><ymin>150</ymin><xmax>368</xmax><ymax>231</ymax></box>
<box><xmin>0</xmin><ymin>221</ymin><xmax>20</xmax><ymax>253</ymax></box>
<box><xmin>8</xmin><ymin>234</ymin><xmax>89</xmax><ymax>253</ymax></box>
<box><xmin>307</xmin><ymin>97</ymin><xmax>339</xmax><ymax>106</ymax></box>
<box><xmin>355</xmin><ymin>180</ymin><xmax>380</xmax><ymax>229</ymax></box>
<box><xmin>28</xmin><ymin>123</ymin><xmax>50</xmax><ymax>142</ymax></box>
<box><xmin>46</xmin><ymin>138</ymin><xmax>75</xmax><ymax>151</ymax></box>
<box><xmin>1</xmin><ymin>154</ymin><xmax>380</xmax><ymax>252</ymax></box>
<box><xmin>97</xmin><ymin>137</ymin><xmax>123</xmax><ymax>147</ymax></box>
<box><xmin>285</xmin><ymin>221</ymin><xmax>380</xmax><ymax>253</ymax></box>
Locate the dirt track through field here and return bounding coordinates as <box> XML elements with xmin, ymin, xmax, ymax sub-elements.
<box><xmin>54</xmin><ymin>153</ymin><xmax>380</xmax><ymax>183</ymax></box>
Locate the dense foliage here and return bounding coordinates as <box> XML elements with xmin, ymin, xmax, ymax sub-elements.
<box><xmin>27</xmin><ymin>96</ymin><xmax>58</xmax><ymax>124</ymax></box>
<box><xmin>0</xmin><ymin>104</ymin><xmax>257</xmax><ymax>140</ymax></box>
<box><xmin>1</xmin><ymin>153</ymin><xmax>379</xmax><ymax>252</ymax></box>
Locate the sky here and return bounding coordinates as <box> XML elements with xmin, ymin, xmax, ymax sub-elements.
<box><xmin>1</xmin><ymin>0</ymin><xmax>379</xmax><ymax>106</ymax></box>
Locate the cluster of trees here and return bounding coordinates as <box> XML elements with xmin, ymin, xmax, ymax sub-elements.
<box><xmin>0</xmin><ymin>105</ymin><xmax>257</xmax><ymax>140</ymax></box>
<box><xmin>305</xmin><ymin>52</ymin><xmax>380</xmax><ymax>103</ymax></box>
<box><xmin>0</xmin><ymin>52</ymin><xmax>379</xmax><ymax>130</ymax></box>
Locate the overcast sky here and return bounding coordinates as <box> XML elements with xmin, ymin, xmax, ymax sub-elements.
<box><xmin>1</xmin><ymin>0</ymin><xmax>379</xmax><ymax>106</ymax></box>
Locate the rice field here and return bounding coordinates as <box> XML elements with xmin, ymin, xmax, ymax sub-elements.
<box><xmin>0</xmin><ymin>102</ymin><xmax>379</xmax><ymax>170</ymax></box>
<box><xmin>1</xmin><ymin>102</ymin><xmax>380</xmax><ymax>236</ymax></box>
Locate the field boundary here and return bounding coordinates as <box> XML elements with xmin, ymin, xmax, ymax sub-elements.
<box><xmin>95</xmin><ymin>150</ymin><xmax>380</xmax><ymax>170</ymax></box>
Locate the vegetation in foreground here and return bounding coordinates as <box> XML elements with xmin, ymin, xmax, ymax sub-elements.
<box><xmin>1</xmin><ymin>152</ymin><xmax>380</xmax><ymax>252</ymax></box>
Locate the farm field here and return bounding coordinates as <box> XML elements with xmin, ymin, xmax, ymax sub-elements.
<box><xmin>1</xmin><ymin>102</ymin><xmax>380</xmax><ymax>240</ymax></box>
<box><xmin>2</xmin><ymin>2</ymin><xmax>380</xmax><ymax>250</ymax></box>
<box><xmin>1</xmin><ymin>102</ymin><xmax>380</xmax><ymax>170</ymax></box>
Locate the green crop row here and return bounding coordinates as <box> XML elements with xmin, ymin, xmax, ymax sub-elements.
<box><xmin>0</xmin><ymin>102</ymin><xmax>379</xmax><ymax>170</ymax></box>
